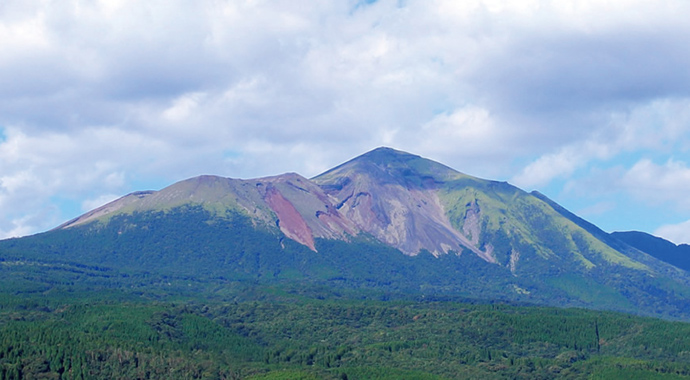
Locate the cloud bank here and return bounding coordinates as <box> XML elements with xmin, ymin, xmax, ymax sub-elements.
<box><xmin>1</xmin><ymin>0</ymin><xmax>690</xmax><ymax>243</ymax></box>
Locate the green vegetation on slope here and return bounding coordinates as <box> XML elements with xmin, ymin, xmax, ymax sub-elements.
<box><xmin>435</xmin><ymin>178</ymin><xmax>690</xmax><ymax>318</ymax></box>
<box><xmin>2</xmin><ymin>203</ymin><xmax>690</xmax><ymax>378</ymax></box>
<box><xmin>2</xmin><ymin>205</ymin><xmax>690</xmax><ymax>319</ymax></box>
<box><xmin>439</xmin><ymin>178</ymin><xmax>645</xmax><ymax>270</ymax></box>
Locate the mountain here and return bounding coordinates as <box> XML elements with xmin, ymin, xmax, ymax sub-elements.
<box><xmin>612</xmin><ymin>231</ymin><xmax>690</xmax><ymax>272</ymax></box>
<box><xmin>3</xmin><ymin>147</ymin><xmax>690</xmax><ymax>320</ymax></box>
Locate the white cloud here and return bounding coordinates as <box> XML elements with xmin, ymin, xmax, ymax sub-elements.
<box><xmin>162</xmin><ymin>92</ymin><xmax>206</xmax><ymax>123</ymax></box>
<box><xmin>512</xmin><ymin>98</ymin><xmax>690</xmax><ymax>189</ymax></box>
<box><xmin>0</xmin><ymin>126</ymin><xmax>163</xmax><ymax>237</ymax></box>
<box><xmin>511</xmin><ymin>139</ymin><xmax>613</xmax><ymax>189</ymax></box>
<box><xmin>576</xmin><ymin>201</ymin><xmax>616</xmax><ymax>218</ymax></box>
<box><xmin>395</xmin><ymin>105</ymin><xmax>526</xmax><ymax>178</ymax></box>
<box><xmin>0</xmin><ymin>8</ymin><xmax>49</xmax><ymax>53</ymax></box>
<box><xmin>1</xmin><ymin>215</ymin><xmax>49</xmax><ymax>240</ymax></box>
<box><xmin>621</xmin><ymin>158</ymin><xmax>690</xmax><ymax>209</ymax></box>
<box><xmin>421</xmin><ymin>106</ymin><xmax>497</xmax><ymax>147</ymax></box>
<box><xmin>1</xmin><ymin>0</ymin><xmax>690</xmax><ymax>237</ymax></box>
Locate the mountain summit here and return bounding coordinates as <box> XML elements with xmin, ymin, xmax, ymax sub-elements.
<box><xmin>6</xmin><ymin>147</ymin><xmax>690</xmax><ymax>319</ymax></box>
<box><xmin>314</xmin><ymin>147</ymin><xmax>463</xmax><ymax>187</ymax></box>
<box><xmin>312</xmin><ymin>147</ymin><xmax>492</xmax><ymax>258</ymax></box>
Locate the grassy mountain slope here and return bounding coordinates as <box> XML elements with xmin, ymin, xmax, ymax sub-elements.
<box><xmin>0</xmin><ymin>206</ymin><xmax>552</xmax><ymax>304</ymax></box>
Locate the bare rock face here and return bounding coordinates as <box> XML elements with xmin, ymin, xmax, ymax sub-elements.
<box><xmin>254</xmin><ymin>173</ymin><xmax>358</xmax><ymax>251</ymax></box>
<box><xmin>263</xmin><ymin>183</ymin><xmax>316</xmax><ymax>251</ymax></box>
<box><xmin>312</xmin><ymin>148</ymin><xmax>495</xmax><ymax>260</ymax></box>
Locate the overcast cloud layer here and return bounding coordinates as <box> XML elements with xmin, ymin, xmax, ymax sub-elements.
<box><xmin>2</xmin><ymin>0</ymin><xmax>690</xmax><ymax>244</ymax></box>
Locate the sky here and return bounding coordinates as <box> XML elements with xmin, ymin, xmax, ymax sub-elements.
<box><xmin>2</xmin><ymin>0</ymin><xmax>690</xmax><ymax>244</ymax></box>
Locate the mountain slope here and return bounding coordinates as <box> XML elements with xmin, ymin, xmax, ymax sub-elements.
<box><xmin>313</xmin><ymin>148</ymin><xmax>653</xmax><ymax>275</ymax></box>
<box><xmin>2</xmin><ymin>147</ymin><xmax>690</xmax><ymax>320</ymax></box>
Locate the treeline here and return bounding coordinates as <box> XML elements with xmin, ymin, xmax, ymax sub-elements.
<box><xmin>3</xmin><ymin>296</ymin><xmax>690</xmax><ymax>379</ymax></box>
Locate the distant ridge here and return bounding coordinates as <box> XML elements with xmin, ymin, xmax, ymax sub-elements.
<box><xmin>612</xmin><ymin>231</ymin><xmax>690</xmax><ymax>272</ymax></box>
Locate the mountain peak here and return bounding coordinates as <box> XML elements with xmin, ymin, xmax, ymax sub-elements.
<box><xmin>356</xmin><ymin>146</ymin><xmax>420</xmax><ymax>162</ymax></box>
<box><xmin>308</xmin><ymin>148</ymin><xmax>492</xmax><ymax>257</ymax></box>
<box><xmin>341</xmin><ymin>146</ymin><xmax>436</xmax><ymax>170</ymax></box>
<box><xmin>313</xmin><ymin>147</ymin><xmax>462</xmax><ymax>187</ymax></box>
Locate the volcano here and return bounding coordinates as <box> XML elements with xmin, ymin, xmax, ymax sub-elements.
<box><xmin>3</xmin><ymin>147</ymin><xmax>690</xmax><ymax>320</ymax></box>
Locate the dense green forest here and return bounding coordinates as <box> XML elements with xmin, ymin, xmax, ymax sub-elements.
<box><xmin>2</xmin><ymin>291</ymin><xmax>690</xmax><ymax>379</ymax></box>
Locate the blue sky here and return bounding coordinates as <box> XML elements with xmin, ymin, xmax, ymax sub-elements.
<box><xmin>2</xmin><ymin>0</ymin><xmax>690</xmax><ymax>244</ymax></box>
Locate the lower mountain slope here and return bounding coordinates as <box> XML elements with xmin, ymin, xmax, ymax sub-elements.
<box><xmin>0</xmin><ymin>206</ymin><xmax>553</xmax><ymax>303</ymax></box>
<box><xmin>437</xmin><ymin>180</ymin><xmax>690</xmax><ymax>316</ymax></box>
<box><xmin>2</xmin><ymin>203</ymin><xmax>690</xmax><ymax>320</ymax></box>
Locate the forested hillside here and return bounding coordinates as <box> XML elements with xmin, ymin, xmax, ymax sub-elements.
<box><xmin>2</xmin><ymin>293</ymin><xmax>690</xmax><ymax>379</ymax></box>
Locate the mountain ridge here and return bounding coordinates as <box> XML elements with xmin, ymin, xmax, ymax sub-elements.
<box><xmin>612</xmin><ymin>230</ymin><xmax>690</xmax><ymax>272</ymax></box>
<box><xmin>55</xmin><ymin>147</ymin><xmax>685</xmax><ymax>272</ymax></box>
<box><xmin>6</xmin><ymin>146</ymin><xmax>690</xmax><ymax>320</ymax></box>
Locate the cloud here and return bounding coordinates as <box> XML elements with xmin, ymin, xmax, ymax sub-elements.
<box><xmin>620</xmin><ymin>158</ymin><xmax>690</xmax><ymax>209</ymax></box>
<box><xmin>512</xmin><ymin>98</ymin><xmax>690</xmax><ymax>189</ymax></box>
<box><xmin>511</xmin><ymin>143</ymin><xmax>605</xmax><ymax>189</ymax></box>
<box><xmin>2</xmin><ymin>0</ymin><xmax>690</xmax><ymax>237</ymax></box>
<box><xmin>575</xmin><ymin>201</ymin><xmax>616</xmax><ymax>218</ymax></box>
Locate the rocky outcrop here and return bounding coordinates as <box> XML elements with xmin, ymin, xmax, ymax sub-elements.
<box><xmin>311</xmin><ymin>148</ymin><xmax>496</xmax><ymax>261</ymax></box>
<box><xmin>263</xmin><ymin>184</ymin><xmax>316</xmax><ymax>251</ymax></box>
